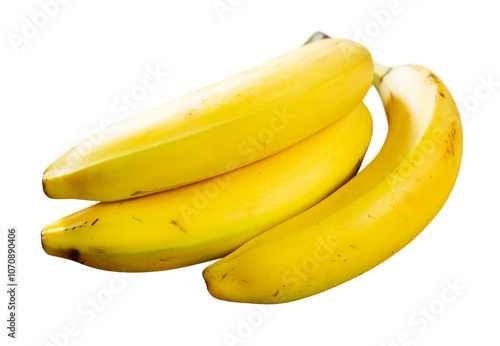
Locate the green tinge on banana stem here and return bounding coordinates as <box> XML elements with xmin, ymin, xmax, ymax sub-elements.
<box><xmin>373</xmin><ymin>63</ymin><xmax>391</xmax><ymax>87</ymax></box>
<box><xmin>304</xmin><ymin>31</ymin><xmax>330</xmax><ymax>45</ymax></box>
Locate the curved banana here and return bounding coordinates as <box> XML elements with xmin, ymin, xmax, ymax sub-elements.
<box><xmin>41</xmin><ymin>104</ymin><xmax>373</xmax><ymax>272</ymax></box>
<box><xmin>203</xmin><ymin>64</ymin><xmax>463</xmax><ymax>304</ymax></box>
<box><xmin>42</xmin><ymin>37</ymin><xmax>373</xmax><ymax>202</ymax></box>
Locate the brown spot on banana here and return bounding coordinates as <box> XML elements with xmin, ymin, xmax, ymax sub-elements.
<box><xmin>170</xmin><ymin>220</ymin><xmax>186</xmax><ymax>233</ymax></box>
<box><xmin>66</xmin><ymin>248</ymin><xmax>81</xmax><ymax>262</ymax></box>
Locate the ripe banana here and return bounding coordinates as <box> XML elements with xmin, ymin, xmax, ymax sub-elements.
<box><xmin>42</xmin><ymin>37</ymin><xmax>373</xmax><ymax>202</ymax></box>
<box><xmin>203</xmin><ymin>63</ymin><xmax>463</xmax><ymax>304</ymax></box>
<box><xmin>41</xmin><ymin>104</ymin><xmax>373</xmax><ymax>272</ymax></box>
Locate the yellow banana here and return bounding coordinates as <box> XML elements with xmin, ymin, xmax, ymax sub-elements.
<box><xmin>41</xmin><ymin>104</ymin><xmax>373</xmax><ymax>272</ymax></box>
<box><xmin>203</xmin><ymin>63</ymin><xmax>463</xmax><ymax>304</ymax></box>
<box><xmin>42</xmin><ymin>37</ymin><xmax>373</xmax><ymax>202</ymax></box>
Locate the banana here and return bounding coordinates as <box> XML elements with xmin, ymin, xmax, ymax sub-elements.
<box><xmin>203</xmin><ymin>64</ymin><xmax>463</xmax><ymax>304</ymax></box>
<box><xmin>41</xmin><ymin>104</ymin><xmax>373</xmax><ymax>272</ymax></box>
<box><xmin>42</xmin><ymin>37</ymin><xmax>373</xmax><ymax>202</ymax></box>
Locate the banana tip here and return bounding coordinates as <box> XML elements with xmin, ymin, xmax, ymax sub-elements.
<box><xmin>41</xmin><ymin>176</ymin><xmax>51</xmax><ymax>198</ymax></box>
<box><xmin>41</xmin><ymin>227</ymin><xmax>82</xmax><ymax>264</ymax></box>
<box><xmin>40</xmin><ymin>231</ymin><xmax>48</xmax><ymax>254</ymax></box>
<box><xmin>202</xmin><ymin>267</ymin><xmax>228</xmax><ymax>302</ymax></box>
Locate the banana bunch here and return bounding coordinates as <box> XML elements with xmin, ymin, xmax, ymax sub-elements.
<box><xmin>42</xmin><ymin>32</ymin><xmax>462</xmax><ymax>304</ymax></box>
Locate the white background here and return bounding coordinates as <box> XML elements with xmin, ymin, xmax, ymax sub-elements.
<box><xmin>1</xmin><ymin>0</ymin><xmax>499</xmax><ymax>345</ymax></box>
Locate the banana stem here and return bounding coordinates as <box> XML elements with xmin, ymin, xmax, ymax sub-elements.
<box><xmin>373</xmin><ymin>63</ymin><xmax>391</xmax><ymax>90</ymax></box>
<box><xmin>303</xmin><ymin>33</ymin><xmax>391</xmax><ymax>90</ymax></box>
<box><xmin>303</xmin><ymin>34</ymin><xmax>390</xmax><ymax>92</ymax></box>
<box><xmin>304</xmin><ymin>32</ymin><xmax>331</xmax><ymax>45</ymax></box>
